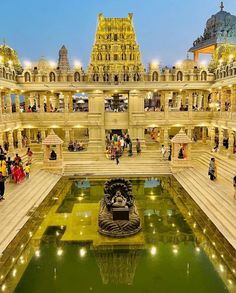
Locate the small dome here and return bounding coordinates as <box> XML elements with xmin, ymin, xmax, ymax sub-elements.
<box><xmin>181</xmin><ymin>59</ymin><xmax>198</xmax><ymax>70</ymax></box>
<box><xmin>37</xmin><ymin>58</ymin><xmax>50</xmax><ymax>70</ymax></box>
<box><xmin>190</xmin><ymin>4</ymin><xmax>236</xmax><ymax>51</ymax></box>
<box><xmin>0</xmin><ymin>41</ymin><xmax>22</xmax><ymax>73</ymax></box>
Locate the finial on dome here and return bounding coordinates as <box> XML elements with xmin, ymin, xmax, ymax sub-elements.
<box><xmin>220</xmin><ymin>1</ymin><xmax>224</xmax><ymax>11</ymax></box>
<box><xmin>3</xmin><ymin>38</ymin><xmax>6</xmax><ymax>46</ymax></box>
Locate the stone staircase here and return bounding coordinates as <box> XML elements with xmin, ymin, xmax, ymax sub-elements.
<box><xmin>0</xmin><ymin>170</ymin><xmax>61</xmax><ymax>255</ymax></box>
<box><xmin>193</xmin><ymin>151</ymin><xmax>235</xmax><ymax>183</ymax></box>
<box><xmin>63</xmin><ymin>150</ymin><xmax>171</xmax><ymax>176</ymax></box>
<box><xmin>174</xmin><ymin>159</ymin><xmax>236</xmax><ymax>250</ymax></box>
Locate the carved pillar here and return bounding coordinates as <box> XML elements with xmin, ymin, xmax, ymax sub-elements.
<box><xmin>6</xmin><ymin>92</ymin><xmax>12</xmax><ymax>114</ymax></box>
<box><xmin>218</xmin><ymin>127</ymin><xmax>224</xmax><ymax>153</ymax></box>
<box><xmin>64</xmin><ymin>128</ymin><xmax>70</xmax><ymax>144</ymax></box>
<box><xmin>163</xmin><ymin>127</ymin><xmax>169</xmax><ymax>145</ymax></box>
<box><xmin>25</xmin><ymin>94</ymin><xmax>31</xmax><ymax>112</ymax></box>
<box><xmin>17</xmin><ymin>129</ymin><xmax>22</xmax><ymax>149</ymax></box>
<box><xmin>202</xmin><ymin>127</ymin><xmax>206</xmax><ymax>143</ymax></box>
<box><xmin>15</xmin><ymin>93</ymin><xmax>20</xmax><ymax>113</ymax></box>
<box><xmin>41</xmin><ymin>128</ymin><xmax>46</xmax><ymax>141</ymax></box>
<box><xmin>163</xmin><ymin>91</ymin><xmax>169</xmax><ymax>120</ymax></box>
<box><xmin>188</xmin><ymin>91</ymin><xmax>193</xmax><ymax>119</ymax></box>
<box><xmin>39</xmin><ymin>93</ymin><xmax>45</xmax><ymax>113</ymax></box>
<box><xmin>64</xmin><ymin>93</ymin><xmax>69</xmax><ymax>113</ymax></box>
<box><xmin>87</xmin><ymin>91</ymin><xmax>105</xmax><ymax>152</ymax></box>
<box><xmin>209</xmin><ymin>127</ymin><xmax>215</xmax><ymax>148</ymax></box>
<box><xmin>187</xmin><ymin>126</ymin><xmax>193</xmax><ymax>140</ymax></box>
<box><xmin>227</xmin><ymin>130</ymin><xmax>235</xmax><ymax>158</ymax></box>
<box><xmin>8</xmin><ymin>130</ymin><xmax>14</xmax><ymax>153</ymax></box>
<box><xmin>68</xmin><ymin>92</ymin><xmax>73</xmax><ymax>112</ymax></box>
<box><xmin>26</xmin><ymin>129</ymin><xmax>31</xmax><ymax>146</ymax></box>
<box><xmin>46</xmin><ymin>93</ymin><xmax>51</xmax><ymax>112</ymax></box>
<box><xmin>230</xmin><ymin>86</ymin><xmax>236</xmax><ymax>112</ymax></box>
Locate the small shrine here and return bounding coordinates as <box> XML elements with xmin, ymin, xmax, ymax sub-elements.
<box><xmin>42</xmin><ymin>130</ymin><xmax>64</xmax><ymax>168</ymax></box>
<box><xmin>171</xmin><ymin>129</ymin><xmax>192</xmax><ymax>168</ymax></box>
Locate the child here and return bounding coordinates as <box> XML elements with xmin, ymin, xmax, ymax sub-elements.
<box><xmin>24</xmin><ymin>163</ymin><xmax>31</xmax><ymax>179</ymax></box>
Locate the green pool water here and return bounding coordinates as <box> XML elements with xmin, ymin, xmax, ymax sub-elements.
<box><xmin>1</xmin><ymin>177</ymin><xmax>235</xmax><ymax>293</ymax></box>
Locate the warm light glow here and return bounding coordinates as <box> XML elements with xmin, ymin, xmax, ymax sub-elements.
<box><xmin>151</xmin><ymin>60</ymin><xmax>159</xmax><ymax>67</ymax></box>
<box><xmin>35</xmin><ymin>250</ymin><xmax>40</xmax><ymax>258</ymax></box>
<box><xmin>172</xmin><ymin>245</ymin><xmax>178</xmax><ymax>254</ymax></box>
<box><xmin>24</xmin><ymin>60</ymin><xmax>32</xmax><ymax>68</ymax></box>
<box><xmin>12</xmin><ymin>269</ymin><xmax>17</xmax><ymax>277</ymax></box>
<box><xmin>74</xmin><ymin>60</ymin><xmax>82</xmax><ymax>68</ymax></box>
<box><xmin>79</xmin><ymin>248</ymin><xmax>87</xmax><ymax>258</ymax></box>
<box><xmin>219</xmin><ymin>264</ymin><xmax>224</xmax><ymax>272</ymax></box>
<box><xmin>229</xmin><ymin>54</ymin><xmax>234</xmax><ymax>61</ymax></box>
<box><xmin>49</xmin><ymin>60</ymin><xmax>56</xmax><ymax>68</ymax></box>
<box><xmin>150</xmin><ymin>195</ymin><xmax>156</xmax><ymax>201</ymax></box>
<box><xmin>1</xmin><ymin>284</ymin><xmax>6</xmax><ymax>292</ymax></box>
<box><xmin>176</xmin><ymin>60</ymin><xmax>182</xmax><ymax>67</ymax></box>
<box><xmin>219</xmin><ymin>59</ymin><xmax>223</xmax><ymax>64</ymax></box>
<box><xmin>195</xmin><ymin>247</ymin><xmax>200</xmax><ymax>252</ymax></box>
<box><xmin>150</xmin><ymin>246</ymin><xmax>157</xmax><ymax>255</ymax></box>
<box><xmin>0</xmin><ymin>56</ymin><xmax>3</xmax><ymax>62</ymax></box>
<box><xmin>8</xmin><ymin>60</ymin><xmax>13</xmax><ymax>66</ymax></box>
<box><xmin>57</xmin><ymin>248</ymin><xmax>63</xmax><ymax>256</ymax></box>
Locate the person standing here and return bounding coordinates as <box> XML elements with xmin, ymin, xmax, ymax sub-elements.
<box><xmin>136</xmin><ymin>138</ymin><xmax>141</xmax><ymax>155</ymax></box>
<box><xmin>208</xmin><ymin>158</ymin><xmax>217</xmax><ymax>181</ymax></box>
<box><xmin>26</xmin><ymin>148</ymin><xmax>33</xmax><ymax>164</ymax></box>
<box><xmin>161</xmin><ymin>144</ymin><xmax>166</xmax><ymax>160</ymax></box>
<box><xmin>0</xmin><ymin>171</ymin><xmax>6</xmax><ymax>200</ymax></box>
<box><xmin>115</xmin><ymin>149</ymin><xmax>120</xmax><ymax>165</ymax></box>
<box><xmin>233</xmin><ymin>176</ymin><xmax>236</xmax><ymax>200</ymax></box>
<box><xmin>24</xmin><ymin>163</ymin><xmax>31</xmax><ymax>179</ymax></box>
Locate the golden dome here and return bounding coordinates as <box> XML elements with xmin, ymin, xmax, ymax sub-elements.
<box><xmin>180</xmin><ymin>59</ymin><xmax>197</xmax><ymax>70</ymax></box>
<box><xmin>37</xmin><ymin>58</ymin><xmax>50</xmax><ymax>70</ymax></box>
<box><xmin>0</xmin><ymin>41</ymin><xmax>22</xmax><ymax>73</ymax></box>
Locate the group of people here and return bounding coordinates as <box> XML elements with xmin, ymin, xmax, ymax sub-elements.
<box><xmin>0</xmin><ymin>148</ymin><xmax>32</xmax><ymax>201</ymax></box>
<box><xmin>105</xmin><ymin>133</ymin><xmax>141</xmax><ymax>164</ymax></box>
<box><xmin>68</xmin><ymin>141</ymin><xmax>85</xmax><ymax>152</ymax></box>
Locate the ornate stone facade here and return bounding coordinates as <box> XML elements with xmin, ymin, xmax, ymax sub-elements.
<box><xmin>0</xmin><ymin>7</ymin><xmax>235</xmax><ymax>157</ymax></box>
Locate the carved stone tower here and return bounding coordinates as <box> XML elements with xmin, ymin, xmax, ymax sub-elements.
<box><xmin>88</xmin><ymin>13</ymin><xmax>144</xmax><ymax>82</ymax></box>
<box><xmin>57</xmin><ymin>45</ymin><xmax>70</xmax><ymax>71</ymax></box>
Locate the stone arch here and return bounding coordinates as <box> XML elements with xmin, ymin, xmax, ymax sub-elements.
<box><xmin>152</xmin><ymin>71</ymin><xmax>158</xmax><ymax>81</ymax></box>
<box><xmin>177</xmin><ymin>71</ymin><xmax>183</xmax><ymax>81</ymax></box>
<box><xmin>49</xmin><ymin>72</ymin><xmax>56</xmax><ymax>82</ymax></box>
<box><xmin>200</xmin><ymin>71</ymin><xmax>207</xmax><ymax>81</ymax></box>
<box><xmin>24</xmin><ymin>72</ymin><xmax>31</xmax><ymax>82</ymax></box>
<box><xmin>93</xmin><ymin>73</ymin><xmax>99</xmax><ymax>82</ymax></box>
<box><xmin>74</xmin><ymin>72</ymin><xmax>80</xmax><ymax>82</ymax></box>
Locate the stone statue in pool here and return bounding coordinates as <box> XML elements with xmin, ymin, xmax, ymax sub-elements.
<box><xmin>98</xmin><ymin>178</ymin><xmax>141</xmax><ymax>237</ymax></box>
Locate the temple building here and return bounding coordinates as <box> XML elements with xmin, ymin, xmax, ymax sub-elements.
<box><xmin>0</xmin><ymin>4</ymin><xmax>235</xmax><ymax>156</ymax></box>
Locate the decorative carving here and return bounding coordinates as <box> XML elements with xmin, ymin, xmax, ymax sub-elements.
<box><xmin>98</xmin><ymin>178</ymin><xmax>141</xmax><ymax>237</ymax></box>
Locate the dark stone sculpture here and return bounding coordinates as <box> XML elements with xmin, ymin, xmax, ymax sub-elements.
<box><xmin>98</xmin><ymin>178</ymin><xmax>141</xmax><ymax>237</ymax></box>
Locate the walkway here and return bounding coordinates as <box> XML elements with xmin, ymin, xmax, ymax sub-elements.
<box><xmin>0</xmin><ymin>164</ymin><xmax>61</xmax><ymax>255</ymax></box>
<box><xmin>174</xmin><ymin>151</ymin><xmax>236</xmax><ymax>250</ymax></box>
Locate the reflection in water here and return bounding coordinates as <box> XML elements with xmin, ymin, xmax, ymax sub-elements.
<box><xmin>0</xmin><ymin>177</ymin><xmax>235</xmax><ymax>292</ymax></box>
<box><xmin>94</xmin><ymin>246</ymin><xmax>142</xmax><ymax>285</ymax></box>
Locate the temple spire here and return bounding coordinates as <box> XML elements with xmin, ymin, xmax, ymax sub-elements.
<box><xmin>220</xmin><ymin>1</ymin><xmax>224</xmax><ymax>11</ymax></box>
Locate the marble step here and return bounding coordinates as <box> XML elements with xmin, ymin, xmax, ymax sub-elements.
<box><xmin>174</xmin><ymin>171</ymin><xmax>236</xmax><ymax>249</ymax></box>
